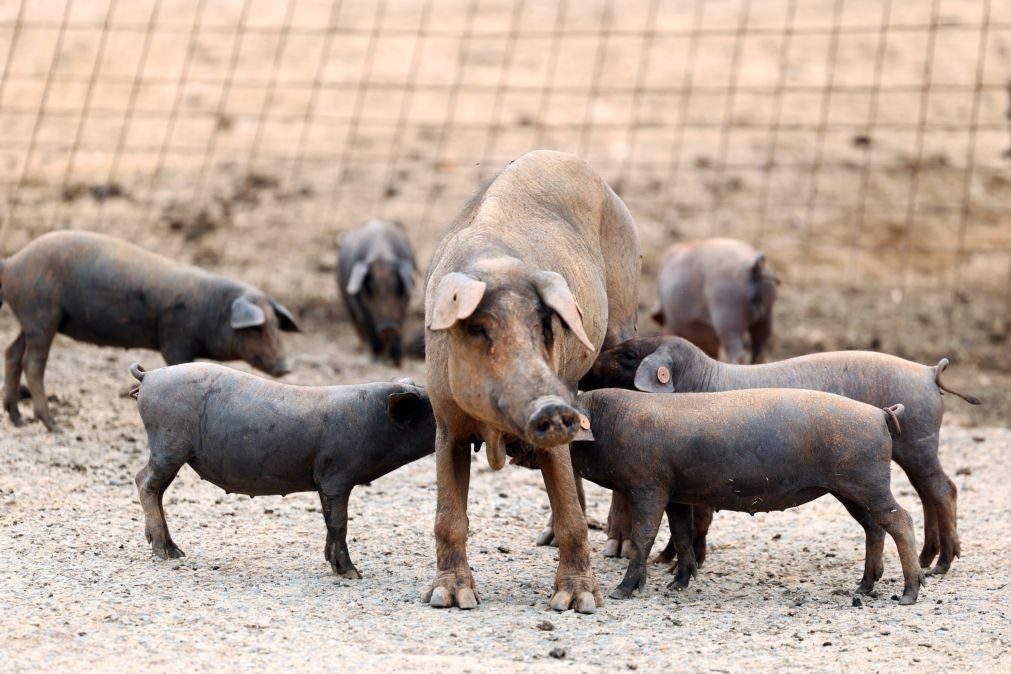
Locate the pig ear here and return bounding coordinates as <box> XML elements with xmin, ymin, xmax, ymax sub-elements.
<box><xmin>387</xmin><ymin>390</ymin><xmax>423</xmax><ymax>428</ymax></box>
<box><xmin>230</xmin><ymin>298</ymin><xmax>266</xmax><ymax>330</ymax></box>
<box><xmin>634</xmin><ymin>351</ymin><xmax>675</xmax><ymax>393</ymax></box>
<box><xmin>271</xmin><ymin>300</ymin><xmax>300</xmax><ymax>333</ymax></box>
<box><xmin>346</xmin><ymin>261</ymin><xmax>369</xmax><ymax>295</ymax></box>
<box><xmin>429</xmin><ymin>272</ymin><xmax>486</xmax><ymax>331</ymax></box>
<box><xmin>532</xmin><ymin>271</ymin><xmax>595</xmax><ymax>352</ymax></box>
<box><xmin>396</xmin><ymin>259</ymin><xmax>415</xmax><ymax>295</ymax></box>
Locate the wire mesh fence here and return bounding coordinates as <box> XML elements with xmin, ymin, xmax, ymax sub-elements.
<box><xmin>0</xmin><ymin>0</ymin><xmax>1008</xmax><ymax>360</ymax></box>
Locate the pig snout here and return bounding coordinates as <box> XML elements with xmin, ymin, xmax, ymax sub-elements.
<box><xmin>376</xmin><ymin>319</ymin><xmax>400</xmax><ymax>335</ymax></box>
<box><xmin>527</xmin><ymin>396</ymin><xmax>581</xmax><ymax>447</ymax></box>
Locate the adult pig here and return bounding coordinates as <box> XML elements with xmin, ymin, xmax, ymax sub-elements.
<box><xmin>337</xmin><ymin>218</ymin><xmax>416</xmax><ymax>366</ymax></box>
<box><xmin>651</xmin><ymin>238</ymin><xmax>778</xmax><ymax>364</ymax></box>
<box><xmin>519</xmin><ymin>388</ymin><xmax>923</xmax><ymax>605</ymax></box>
<box><xmin>0</xmin><ymin>230</ymin><xmax>299</xmax><ymax>432</ymax></box>
<box><xmin>423</xmin><ymin>150</ymin><xmax>640</xmax><ymax>614</ymax></box>
<box><xmin>586</xmin><ymin>335</ymin><xmax>980</xmax><ymax>575</ymax></box>
<box><xmin>130</xmin><ymin>362</ymin><xmax>435</xmax><ymax>578</ymax></box>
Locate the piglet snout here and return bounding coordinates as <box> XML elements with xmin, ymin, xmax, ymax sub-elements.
<box><xmin>527</xmin><ymin>396</ymin><xmax>580</xmax><ymax>447</ymax></box>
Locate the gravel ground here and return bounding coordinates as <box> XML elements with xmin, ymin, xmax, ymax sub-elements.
<box><xmin>0</xmin><ymin>319</ymin><xmax>1009</xmax><ymax>673</ymax></box>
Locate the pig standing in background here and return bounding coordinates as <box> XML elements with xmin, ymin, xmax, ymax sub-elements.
<box><xmin>130</xmin><ymin>362</ymin><xmax>435</xmax><ymax>578</ymax></box>
<box><xmin>338</xmin><ymin>219</ymin><xmax>416</xmax><ymax>366</ymax></box>
<box><xmin>423</xmin><ymin>150</ymin><xmax>640</xmax><ymax>614</ymax></box>
<box><xmin>0</xmin><ymin>230</ymin><xmax>299</xmax><ymax>432</ymax></box>
<box><xmin>652</xmin><ymin>238</ymin><xmax>778</xmax><ymax>364</ymax></box>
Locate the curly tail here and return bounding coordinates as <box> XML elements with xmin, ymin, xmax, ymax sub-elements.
<box><xmin>883</xmin><ymin>404</ymin><xmax>904</xmax><ymax>437</ymax></box>
<box><xmin>934</xmin><ymin>358</ymin><xmax>982</xmax><ymax>405</ymax></box>
<box><xmin>128</xmin><ymin>363</ymin><xmax>146</xmax><ymax>399</ymax></box>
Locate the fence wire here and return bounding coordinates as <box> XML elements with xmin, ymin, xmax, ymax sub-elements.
<box><xmin>0</xmin><ymin>0</ymin><xmax>1008</xmax><ymax>357</ymax></box>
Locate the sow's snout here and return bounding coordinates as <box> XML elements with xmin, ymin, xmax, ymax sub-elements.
<box><xmin>526</xmin><ymin>395</ymin><xmax>581</xmax><ymax>448</ymax></box>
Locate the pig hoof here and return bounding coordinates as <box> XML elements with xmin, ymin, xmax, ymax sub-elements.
<box><xmin>424</xmin><ymin>575</ymin><xmax>479</xmax><ymax>610</ymax></box>
<box><xmin>153</xmin><ymin>543</ymin><xmax>185</xmax><ymax>560</ymax></box>
<box><xmin>899</xmin><ymin>593</ymin><xmax>917</xmax><ymax>606</ymax></box>
<box><xmin>650</xmin><ymin>548</ymin><xmax>676</xmax><ymax>565</ymax></box>
<box><xmin>336</xmin><ymin>566</ymin><xmax>362</xmax><ymax>580</ymax></box>
<box><xmin>602</xmin><ymin>538</ymin><xmax>621</xmax><ymax>558</ymax></box>
<box><xmin>550</xmin><ymin>576</ymin><xmax>603</xmax><ymax>614</ymax></box>
<box><xmin>928</xmin><ymin>560</ymin><xmax>951</xmax><ymax>577</ymax></box>
<box><xmin>45</xmin><ymin>422</ymin><xmax>65</xmax><ymax>434</ymax></box>
<box><xmin>535</xmin><ymin>527</ymin><xmax>556</xmax><ymax>547</ymax></box>
<box><xmin>608</xmin><ymin>586</ymin><xmax>636</xmax><ymax>601</ymax></box>
<box><xmin>619</xmin><ymin>539</ymin><xmax>634</xmax><ymax>559</ymax></box>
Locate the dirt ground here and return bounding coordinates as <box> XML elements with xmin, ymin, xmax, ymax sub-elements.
<box><xmin>2</xmin><ymin>0</ymin><xmax>1010</xmax><ymax>671</ymax></box>
<box><xmin>0</xmin><ymin>318</ymin><xmax>1008</xmax><ymax>672</ymax></box>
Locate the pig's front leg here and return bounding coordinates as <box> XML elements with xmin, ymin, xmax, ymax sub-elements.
<box><xmin>424</xmin><ymin>429</ymin><xmax>478</xmax><ymax>609</ymax></box>
<box><xmin>609</xmin><ymin>487</ymin><xmax>667</xmax><ymax>599</ymax></box>
<box><xmin>538</xmin><ymin>445</ymin><xmax>603</xmax><ymax>614</ymax></box>
<box><xmin>536</xmin><ymin>473</ymin><xmax>586</xmax><ymax>548</ymax></box>
<box><xmin>603</xmin><ymin>491</ymin><xmax>634</xmax><ymax>558</ymax></box>
<box><xmin>319</xmin><ymin>489</ymin><xmax>360</xmax><ymax>579</ymax></box>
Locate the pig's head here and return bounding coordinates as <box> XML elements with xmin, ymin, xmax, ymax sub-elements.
<box><xmin>227</xmin><ymin>293</ymin><xmax>300</xmax><ymax>377</ymax></box>
<box><xmin>347</xmin><ymin>256</ymin><xmax>415</xmax><ymax>366</ymax></box>
<box><xmin>384</xmin><ymin>383</ymin><xmax>437</xmax><ymax>463</ymax></box>
<box><xmin>632</xmin><ymin>336</ymin><xmax>706</xmax><ymax>393</ymax></box>
<box><xmin>578</xmin><ymin>335</ymin><xmax>670</xmax><ymax>391</ymax></box>
<box><xmin>427</xmin><ymin>257</ymin><xmax>597</xmax><ymax>469</ymax></box>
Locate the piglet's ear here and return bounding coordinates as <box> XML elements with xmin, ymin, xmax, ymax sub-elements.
<box><xmin>387</xmin><ymin>390</ymin><xmax>423</xmax><ymax>428</ymax></box>
<box><xmin>271</xmin><ymin>300</ymin><xmax>301</xmax><ymax>333</ymax></box>
<box><xmin>532</xmin><ymin>271</ymin><xmax>594</xmax><ymax>352</ymax></box>
<box><xmin>346</xmin><ymin>261</ymin><xmax>369</xmax><ymax>295</ymax></box>
<box><xmin>634</xmin><ymin>352</ymin><xmax>675</xmax><ymax>393</ymax></box>
<box><xmin>428</xmin><ymin>272</ymin><xmax>486</xmax><ymax>331</ymax></box>
<box><xmin>230</xmin><ymin>298</ymin><xmax>266</xmax><ymax>330</ymax></box>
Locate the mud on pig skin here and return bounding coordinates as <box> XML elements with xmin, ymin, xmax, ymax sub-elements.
<box><xmin>0</xmin><ymin>230</ymin><xmax>300</xmax><ymax>433</ymax></box>
<box><xmin>583</xmin><ymin>334</ymin><xmax>980</xmax><ymax>576</ymax></box>
<box><xmin>130</xmin><ymin>362</ymin><xmax>435</xmax><ymax>579</ymax></box>
<box><xmin>422</xmin><ymin>150</ymin><xmax>640</xmax><ymax>614</ymax></box>
<box><xmin>558</xmin><ymin>387</ymin><xmax>924</xmax><ymax>605</ymax></box>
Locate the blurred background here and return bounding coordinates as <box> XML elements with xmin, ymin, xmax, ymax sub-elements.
<box><xmin>0</xmin><ymin>0</ymin><xmax>1008</xmax><ymax>421</ymax></box>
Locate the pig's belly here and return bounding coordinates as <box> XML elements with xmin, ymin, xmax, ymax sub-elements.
<box><xmin>674</xmin><ymin>475</ymin><xmax>829</xmax><ymax>514</ymax></box>
<box><xmin>59</xmin><ymin>304</ymin><xmax>158</xmax><ymax>349</ymax></box>
<box><xmin>188</xmin><ymin>452</ymin><xmax>317</xmax><ymax>497</ymax></box>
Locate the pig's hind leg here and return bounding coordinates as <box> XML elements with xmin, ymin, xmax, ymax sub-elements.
<box><xmin>834</xmin><ymin>495</ymin><xmax>886</xmax><ymax>595</ymax></box>
<box><xmin>664</xmin><ymin>502</ymin><xmax>700</xmax><ymax>590</ymax></box>
<box><xmin>609</xmin><ymin>488</ymin><xmax>667</xmax><ymax>600</ymax></box>
<box><xmin>3</xmin><ymin>332</ymin><xmax>25</xmax><ymax>426</ymax></box>
<box><xmin>22</xmin><ymin>326</ymin><xmax>60</xmax><ymax>432</ymax></box>
<box><xmin>870</xmin><ymin>498</ymin><xmax>924</xmax><ymax>605</ymax></box>
<box><xmin>894</xmin><ymin>437</ymin><xmax>959</xmax><ymax>576</ymax></box>
<box><xmin>319</xmin><ymin>488</ymin><xmax>361</xmax><ymax>579</ymax></box>
<box><xmin>135</xmin><ymin>455</ymin><xmax>187</xmax><ymax>559</ymax></box>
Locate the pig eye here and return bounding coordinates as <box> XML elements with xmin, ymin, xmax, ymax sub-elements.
<box><xmin>465</xmin><ymin>321</ymin><xmax>488</xmax><ymax>339</ymax></box>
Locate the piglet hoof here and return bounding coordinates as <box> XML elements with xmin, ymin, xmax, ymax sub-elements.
<box><xmin>44</xmin><ymin>421</ymin><xmax>64</xmax><ymax>434</ymax></box>
<box><xmin>898</xmin><ymin>592</ymin><xmax>918</xmax><ymax>606</ymax></box>
<box><xmin>336</xmin><ymin>566</ymin><xmax>362</xmax><ymax>580</ymax></box>
<box><xmin>927</xmin><ymin>559</ymin><xmax>951</xmax><ymax>577</ymax></box>
<box><xmin>535</xmin><ymin>527</ymin><xmax>557</xmax><ymax>547</ymax></box>
<box><xmin>153</xmin><ymin>543</ymin><xmax>185</xmax><ymax>560</ymax></box>
<box><xmin>5</xmin><ymin>410</ymin><xmax>24</xmax><ymax>427</ymax></box>
<box><xmin>602</xmin><ymin>538</ymin><xmax>621</xmax><ymax>558</ymax></box>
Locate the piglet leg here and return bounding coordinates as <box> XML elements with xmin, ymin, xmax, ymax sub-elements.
<box><xmin>836</xmin><ymin>496</ymin><xmax>885</xmax><ymax>595</ymax></box>
<box><xmin>135</xmin><ymin>459</ymin><xmax>185</xmax><ymax>559</ymax></box>
<box><xmin>320</xmin><ymin>489</ymin><xmax>360</xmax><ymax>579</ymax></box>
<box><xmin>874</xmin><ymin>500</ymin><xmax>924</xmax><ymax>605</ymax></box>
<box><xmin>609</xmin><ymin>488</ymin><xmax>667</xmax><ymax>599</ymax></box>
<box><xmin>23</xmin><ymin>329</ymin><xmax>60</xmax><ymax>432</ymax></box>
<box><xmin>665</xmin><ymin>502</ymin><xmax>699</xmax><ymax>590</ymax></box>
<box><xmin>3</xmin><ymin>332</ymin><xmax>25</xmax><ymax>426</ymax></box>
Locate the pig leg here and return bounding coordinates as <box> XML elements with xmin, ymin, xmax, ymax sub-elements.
<box><xmin>3</xmin><ymin>332</ymin><xmax>26</xmax><ymax>426</ymax></box>
<box><xmin>538</xmin><ymin>445</ymin><xmax>603</xmax><ymax>613</ymax></box>
<box><xmin>319</xmin><ymin>488</ymin><xmax>360</xmax><ymax>579</ymax></box>
<box><xmin>653</xmin><ymin>504</ymin><xmax>712</xmax><ymax>567</ymax></box>
<box><xmin>22</xmin><ymin>327</ymin><xmax>60</xmax><ymax>432</ymax></box>
<box><xmin>603</xmin><ymin>491</ymin><xmax>632</xmax><ymax>558</ymax></box>
<box><xmin>536</xmin><ymin>471</ymin><xmax>587</xmax><ymax>548</ymax></box>
<box><xmin>748</xmin><ymin>313</ymin><xmax>773</xmax><ymax>363</ymax></box>
<box><xmin>424</xmin><ymin>430</ymin><xmax>478</xmax><ymax>610</ymax></box>
<box><xmin>665</xmin><ymin>503</ymin><xmax>700</xmax><ymax>590</ymax></box>
<box><xmin>710</xmin><ymin>309</ymin><xmax>748</xmax><ymax>365</ymax></box>
<box><xmin>609</xmin><ymin>488</ymin><xmax>667</xmax><ymax>599</ymax></box>
<box><xmin>159</xmin><ymin>341</ymin><xmax>197</xmax><ymax>366</ymax></box>
<box><xmin>871</xmin><ymin>499</ymin><xmax>924</xmax><ymax>605</ymax></box>
<box><xmin>835</xmin><ymin>495</ymin><xmax>886</xmax><ymax>595</ymax></box>
<box><xmin>893</xmin><ymin>442</ymin><xmax>959</xmax><ymax>575</ymax></box>
<box><xmin>135</xmin><ymin>457</ymin><xmax>186</xmax><ymax>559</ymax></box>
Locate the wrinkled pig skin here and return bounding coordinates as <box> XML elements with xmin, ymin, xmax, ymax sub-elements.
<box><xmin>338</xmin><ymin>219</ymin><xmax>417</xmax><ymax>366</ymax></box>
<box><xmin>130</xmin><ymin>362</ymin><xmax>435</xmax><ymax>579</ymax></box>
<box><xmin>422</xmin><ymin>150</ymin><xmax>640</xmax><ymax>614</ymax></box>
<box><xmin>651</xmin><ymin>238</ymin><xmax>778</xmax><ymax>365</ymax></box>
<box><xmin>0</xmin><ymin>230</ymin><xmax>299</xmax><ymax>432</ymax></box>
<box><xmin>522</xmin><ymin>388</ymin><xmax>924</xmax><ymax>605</ymax></box>
<box><xmin>585</xmin><ymin>335</ymin><xmax>980</xmax><ymax>576</ymax></box>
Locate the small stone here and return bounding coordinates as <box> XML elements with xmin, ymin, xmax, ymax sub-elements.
<box><xmin>498</xmin><ymin>545</ymin><xmax>511</xmax><ymax>554</ymax></box>
<box><xmin>549</xmin><ymin>647</ymin><xmax>566</xmax><ymax>659</ymax></box>
<box><xmin>823</xmin><ymin>642</ymin><xmax>832</xmax><ymax>647</ymax></box>
<box><xmin>627</xmin><ymin>664</ymin><xmax>638</xmax><ymax>670</ymax></box>
<box><xmin>890</xmin><ymin>594</ymin><xmax>900</xmax><ymax>601</ymax></box>
<box><xmin>537</xmin><ymin>620</ymin><xmax>555</xmax><ymax>631</ymax></box>
<box><xmin>852</xmin><ymin>596</ymin><xmax>862</xmax><ymax>607</ymax></box>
